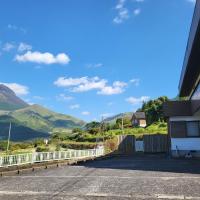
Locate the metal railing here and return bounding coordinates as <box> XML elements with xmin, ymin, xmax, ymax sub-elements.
<box><xmin>0</xmin><ymin>148</ymin><xmax>104</xmax><ymax>168</ymax></box>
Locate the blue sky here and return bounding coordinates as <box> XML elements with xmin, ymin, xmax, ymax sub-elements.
<box><xmin>0</xmin><ymin>0</ymin><xmax>196</xmax><ymax>121</ymax></box>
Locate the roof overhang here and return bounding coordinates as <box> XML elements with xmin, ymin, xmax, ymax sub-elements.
<box><xmin>163</xmin><ymin>100</ymin><xmax>200</xmax><ymax>117</ymax></box>
<box><xmin>179</xmin><ymin>1</ymin><xmax>200</xmax><ymax>97</ymax></box>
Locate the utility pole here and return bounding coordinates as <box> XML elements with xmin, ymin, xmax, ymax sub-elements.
<box><xmin>121</xmin><ymin>114</ymin><xmax>124</xmax><ymax>135</ymax></box>
<box><xmin>7</xmin><ymin>122</ymin><xmax>11</xmax><ymax>153</ymax></box>
<box><xmin>101</xmin><ymin>116</ymin><xmax>104</xmax><ymax>143</ymax></box>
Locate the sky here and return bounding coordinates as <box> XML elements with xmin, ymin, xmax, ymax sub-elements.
<box><xmin>0</xmin><ymin>0</ymin><xmax>196</xmax><ymax>122</ymax></box>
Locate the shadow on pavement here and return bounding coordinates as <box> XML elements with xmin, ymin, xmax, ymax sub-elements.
<box><xmin>77</xmin><ymin>154</ymin><xmax>200</xmax><ymax>174</ymax></box>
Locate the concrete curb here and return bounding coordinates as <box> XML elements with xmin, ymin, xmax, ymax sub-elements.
<box><xmin>0</xmin><ymin>155</ymin><xmax>106</xmax><ymax>176</ymax></box>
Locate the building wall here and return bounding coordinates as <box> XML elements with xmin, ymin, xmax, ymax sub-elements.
<box><xmin>169</xmin><ymin>116</ymin><xmax>200</xmax><ymax>157</ymax></box>
<box><xmin>171</xmin><ymin>138</ymin><xmax>200</xmax><ymax>151</ymax></box>
<box><xmin>139</xmin><ymin>119</ymin><xmax>146</xmax><ymax>127</ymax></box>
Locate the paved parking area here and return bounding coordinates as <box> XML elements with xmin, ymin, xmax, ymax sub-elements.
<box><xmin>1</xmin><ymin>155</ymin><xmax>200</xmax><ymax>200</ymax></box>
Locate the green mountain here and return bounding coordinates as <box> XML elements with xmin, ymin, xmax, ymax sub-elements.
<box><xmin>0</xmin><ymin>115</ymin><xmax>49</xmax><ymax>141</ymax></box>
<box><xmin>103</xmin><ymin>112</ymin><xmax>133</xmax><ymax>124</ymax></box>
<box><xmin>0</xmin><ymin>84</ymin><xmax>85</xmax><ymax>141</ymax></box>
<box><xmin>10</xmin><ymin>104</ymin><xmax>85</xmax><ymax>132</ymax></box>
<box><xmin>0</xmin><ymin>84</ymin><xmax>28</xmax><ymax>111</ymax></box>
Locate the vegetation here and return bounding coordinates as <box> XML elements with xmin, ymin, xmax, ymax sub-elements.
<box><xmin>0</xmin><ymin>84</ymin><xmax>86</xmax><ymax>141</ymax></box>
<box><xmin>0</xmin><ymin>95</ymin><xmax>169</xmax><ymax>155</ymax></box>
<box><xmin>137</xmin><ymin>96</ymin><xmax>169</xmax><ymax>125</ymax></box>
<box><xmin>104</xmin><ymin>122</ymin><xmax>167</xmax><ymax>137</ymax></box>
<box><xmin>0</xmin><ymin>104</ymin><xmax>85</xmax><ymax>141</ymax></box>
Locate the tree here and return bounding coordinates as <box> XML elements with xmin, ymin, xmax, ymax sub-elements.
<box><xmin>85</xmin><ymin>121</ymin><xmax>101</xmax><ymax>130</ymax></box>
<box><xmin>116</xmin><ymin>117</ymin><xmax>132</xmax><ymax>129</ymax></box>
<box><xmin>137</xmin><ymin>96</ymin><xmax>169</xmax><ymax>125</ymax></box>
<box><xmin>85</xmin><ymin>121</ymin><xmax>101</xmax><ymax>135</ymax></box>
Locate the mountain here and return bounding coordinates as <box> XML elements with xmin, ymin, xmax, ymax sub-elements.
<box><xmin>0</xmin><ymin>84</ymin><xmax>85</xmax><ymax>141</ymax></box>
<box><xmin>103</xmin><ymin>112</ymin><xmax>133</xmax><ymax>124</ymax></box>
<box><xmin>10</xmin><ymin>104</ymin><xmax>85</xmax><ymax>132</ymax></box>
<box><xmin>0</xmin><ymin>84</ymin><xmax>28</xmax><ymax>111</ymax></box>
<box><xmin>0</xmin><ymin>115</ymin><xmax>49</xmax><ymax>141</ymax></box>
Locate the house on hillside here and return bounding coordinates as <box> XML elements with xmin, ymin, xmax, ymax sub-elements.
<box><xmin>164</xmin><ymin>1</ymin><xmax>200</xmax><ymax>157</ymax></box>
<box><xmin>131</xmin><ymin>112</ymin><xmax>146</xmax><ymax>128</ymax></box>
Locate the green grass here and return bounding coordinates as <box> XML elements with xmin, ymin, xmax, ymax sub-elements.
<box><xmin>104</xmin><ymin>122</ymin><xmax>167</xmax><ymax>138</ymax></box>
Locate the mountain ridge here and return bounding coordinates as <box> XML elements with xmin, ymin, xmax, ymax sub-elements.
<box><xmin>103</xmin><ymin>112</ymin><xmax>133</xmax><ymax>124</ymax></box>
<box><xmin>0</xmin><ymin>84</ymin><xmax>28</xmax><ymax>111</ymax></box>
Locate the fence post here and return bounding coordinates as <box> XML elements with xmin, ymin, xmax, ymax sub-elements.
<box><xmin>0</xmin><ymin>156</ymin><xmax>2</xmax><ymax>167</ymax></box>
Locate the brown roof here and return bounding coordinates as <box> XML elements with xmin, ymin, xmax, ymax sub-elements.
<box><xmin>132</xmin><ymin>112</ymin><xmax>146</xmax><ymax>119</ymax></box>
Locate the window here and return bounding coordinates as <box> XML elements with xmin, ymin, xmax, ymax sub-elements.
<box><xmin>186</xmin><ymin>121</ymin><xmax>200</xmax><ymax>137</ymax></box>
<box><xmin>170</xmin><ymin>121</ymin><xmax>187</xmax><ymax>138</ymax></box>
<box><xmin>170</xmin><ymin>121</ymin><xmax>200</xmax><ymax>138</ymax></box>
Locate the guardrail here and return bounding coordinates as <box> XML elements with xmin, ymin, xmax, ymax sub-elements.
<box><xmin>0</xmin><ymin>148</ymin><xmax>104</xmax><ymax>168</ymax></box>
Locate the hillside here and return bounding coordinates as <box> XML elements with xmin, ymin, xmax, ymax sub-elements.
<box><xmin>10</xmin><ymin>104</ymin><xmax>85</xmax><ymax>132</ymax></box>
<box><xmin>0</xmin><ymin>84</ymin><xmax>85</xmax><ymax>141</ymax></box>
<box><xmin>103</xmin><ymin>112</ymin><xmax>132</xmax><ymax>124</ymax></box>
<box><xmin>0</xmin><ymin>84</ymin><xmax>28</xmax><ymax>110</ymax></box>
<box><xmin>0</xmin><ymin>115</ymin><xmax>49</xmax><ymax>141</ymax></box>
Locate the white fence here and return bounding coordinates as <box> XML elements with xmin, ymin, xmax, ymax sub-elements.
<box><xmin>0</xmin><ymin>148</ymin><xmax>104</xmax><ymax>168</ymax></box>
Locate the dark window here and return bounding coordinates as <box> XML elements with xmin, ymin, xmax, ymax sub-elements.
<box><xmin>170</xmin><ymin>121</ymin><xmax>187</xmax><ymax>138</ymax></box>
<box><xmin>170</xmin><ymin>121</ymin><xmax>200</xmax><ymax>138</ymax></box>
<box><xmin>186</xmin><ymin>121</ymin><xmax>200</xmax><ymax>137</ymax></box>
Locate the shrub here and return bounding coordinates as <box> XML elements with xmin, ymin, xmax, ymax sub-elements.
<box><xmin>0</xmin><ymin>141</ymin><xmax>8</xmax><ymax>151</ymax></box>
<box><xmin>104</xmin><ymin>137</ymin><xmax>118</xmax><ymax>153</ymax></box>
<box><xmin>33</xmin><ymin>139</ymin><xmax>45</xmax><ymax>148</ymax></box>
<box><xmin>36</xmin><ymin>146</ymin><xmax>50</xmax><ymax>152</ymax></box>
<box><xmin>60</xmin><ymin>142</ymin><xmax>96</xmax><ymax>150</ymax></box>
<box><xmin>55</xmin><ymin>144</ymin><xmax>61</xmax><ymax>151</ymax></box>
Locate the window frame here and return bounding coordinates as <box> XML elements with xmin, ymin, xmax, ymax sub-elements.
<box><xmin>186</xmin><ymin>120</ymin><xmax>200</xmax><ymax>138</ymax></box>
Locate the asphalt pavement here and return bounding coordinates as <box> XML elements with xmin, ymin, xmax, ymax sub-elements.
<box><xmin>0</xmin><ymin>154</ymin><xmax>200</xmax><ymax>200</ymax></box>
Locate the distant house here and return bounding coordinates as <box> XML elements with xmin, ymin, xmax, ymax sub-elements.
<box><xmin>131</xmin><ymin>112</ymin><xmax>146</xmax><ymax>128</ymax></box>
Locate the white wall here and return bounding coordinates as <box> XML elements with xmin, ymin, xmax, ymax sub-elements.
<box><xmin>171</xmin><ymin>138</ymin><xmax>200</xmax><ymax>151</ymax></box>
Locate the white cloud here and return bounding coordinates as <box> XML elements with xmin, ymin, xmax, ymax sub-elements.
<box><xmin>7</xmin><ymin>24</ymin><xmax>26</xmax><ymax>34</ymax></box>
<box><xmin>0</xmin><ymin>82</ymin><xmax>29</xmax><ymax>96</ymax></box>
<box><xmin>56</xmin><ymin>94</ymin><xmax>74</xmax><ymax>101</ymax></box>
<box><xmin>2</xmin><ymin>43</ymin><xmax>15</xmax><ymax>52</ymax></box>
<box><xmin>133</xmin><ymin>8</ymin><xmax>141</xmax><ymax>16</ymax></box>
<box><xmin>81</xmin><ymin>111</ymin><xmax>90</xmax><ymax>116</ymax></box>
<box><xmin>130</xmin><ymin>78</ymin><xmax>140</xmax><ymax>86</ymax></box>
<box><xmin>126</xmin><ymin>96</ymin><xmax>150</xmax><ymax>105</ymax></box>
<box><xmin>15</xmin><ymin>51</ymin><xmax>70</xmax><ymax>65</ymax></box>
<box><xmin>18</xmin><ymin>43</ymin><xmax>32</xmax><ymax>52</ymax></box>
<box><xmin>54</xmin><ymin>76</ymin><xmax>127</xmax><ymax>95</ymax></box>
<box><xmin>97</xmin><ymin>84</ymin><xmax>125</xmax><ymax>95</ymax></box>
<box><xmin>115</xmin><ymin>0</ymin><xmax>126</xmax><ymax>9</ymax></box>
<box><xmin>113</xmin><ymin>8</ymin><xmax>129</xmax><ymax>24</ymax></box>
<box><xmin>135</xmin><ymin>0</ymin><xmax>144</xmax><ymax>2</ymax></box>
<box><xmin>69</xmin><ymin>104</ymin><xmax>80</xmax><ymax>109</ymax></box>
<box><xmin>86</xmin><ymin>63</ymin><xmax>103</xmax><ymax>68</ymax></box>
<box><xmin>113</xmin><ymin>0</ymin><xmax>129</xmax><ymax>24</ymax></box>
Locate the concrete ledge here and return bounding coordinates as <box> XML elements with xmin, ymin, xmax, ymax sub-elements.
<box><xmin>171</xmin><ymin>150</ymin><xmax>200</xmax><ymax>158</ymax></box>
<box><xmin>0</xmin><ymin>155</ymin><xmax>105</xmax><ymax>176</ymax></box>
